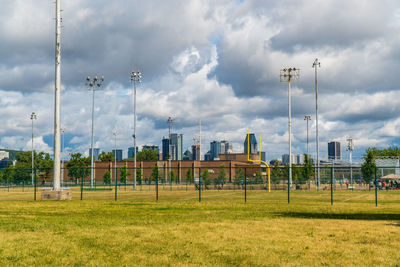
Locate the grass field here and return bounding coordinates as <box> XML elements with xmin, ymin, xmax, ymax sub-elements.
<box><xmin>0</xmin><ymin>189</ymin><xmax>399</xmax><ymax>266</ymax></box>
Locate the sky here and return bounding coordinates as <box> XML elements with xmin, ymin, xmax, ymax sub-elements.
<box><xmin>1</xmin><ymin>0</ymin><xmax>400</xmax><ymax>162</ymax></box>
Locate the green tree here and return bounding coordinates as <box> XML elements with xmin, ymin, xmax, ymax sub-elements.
<box><xmin>98</xmin><ymin>151</ymin><xmax>113</xmax><ymax>162</ymax></box>
<box><xmin>253</xmin><ymin>171</ymin><xmax>263</xmax><ymax>184</ymax></box>
<box><xmin>201</xmin><ymin>168</ymin><xmax>211</xmax><ymax>189</ymax></box>
<box><xmin>103</xmin><ymin>170</ymin><xmax>111</xmax><ymax>185</ymax></box>
<box><xmin>67</xmin><ymin>153</ymin><xmax>90</xmax><ymax>184</ymax></box>
<box><xmin>136</xmin><ymin>150</ymin><xmax>158</xmax><ymax>161</ymax></box>
<box><xmin>302</xmin><ymin>154</ymin><xmax>314</xmax><ymax>182</ymax></box>
<box><xmin>185</xmin><ymin>168</ymin><xmax>193</xmax><ymax>184</ymax></box>
<box><xmin>170</xmin><ymin>170</ymin><xmax>176</xmax><ymax>184</ymax></box>
<box><xmin>136</xmin><ymin>167</ymin><xmax>142</xmax><ymax>185</ymax></box>
<box><xmin>234</xmin><ymin>168</ymin><xmax>245</xmax><ymax>185</ymax></box>
<box><xmin>119</xmin><ymin>166</ymin><xmax>131</xmax><ymax>184</ymax></box>
<box><xmin>362</xmin><ymin>150</ymin><xmax>376</xmax><ymax>184</ymax></box>
<box><xmin>218</xmin><ymin>164</ymin><xmax>227</xmax><ymax>184</ymax></box>
<box><xmin>150</xmin><ymin>167</ymin><xmax>159</xmax><ymax>184</ymax></box>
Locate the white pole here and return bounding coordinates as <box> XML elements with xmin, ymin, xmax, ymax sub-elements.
<box><xmin>90</xmin><ymin>88</ymin><xmax>95</xmax><ymax>189</ymax></box>
<box><xmin>313</xmin><ymin>59</ymin><xmax>320</xmax><ymax>190</ymax></box>
<box><xmin>133</xmin><ymin>78</ymin><xmax>137</xmax><ymax>190</ymax></box>
<box><xmin>31</xmin><ymin>113</ymin><xmax>35</xmax><ymax>186</ymax></box>
<box><xmin>61</xmin><ymin>128</ymin><xmax>64</xmax><ymax>188</ymax></box>
<box><xmin>53</xmin><ymin>0</ymin><xmax>61</xmax><ymax>191</ymax></box>
<box><xmin>288</xmin><ymin>80</ymin><xmax>292</xmax><ymax>187</ymax></box>
<box><xmin>199</xmin><ymin>120</ymin><xmax>202</xmax><ymax>161</ymax></box>
<box><xmin>114</xmin><ymin>132</ymin><xmax>117</xmax><ymax>184</ymax></box>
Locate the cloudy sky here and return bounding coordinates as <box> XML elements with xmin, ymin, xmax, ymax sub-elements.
<box><xmin>1</xmin><ymin>0</ymin><xmax>400</xmax><ymax>162</ymax></box>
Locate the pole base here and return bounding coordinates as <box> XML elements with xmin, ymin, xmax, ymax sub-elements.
<box><xmin>41</xmin><ymin>190</ymin><xmax>72</xmax><ymax>200</ymax></box>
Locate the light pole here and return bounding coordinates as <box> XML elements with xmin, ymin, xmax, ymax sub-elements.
<box><xmin>313</xmin><ymin>58</ymin><xmax>321</xmax><ymax>189</ymax></box>
<box><xmin>130</xmin><ymin>71</ymin><xmax>142</xmax><ymax>190</ymax></box>
<box><xmin>61</xmin><ymin>128</ymin><xmax>65</xmax><ymax>188</ymax></box>
<box><xmin>113</xmin><ymin>131</ymin><xmax>117</xmax><ymax>184</ymax></box>
<box><xmin>86</xmin><ymin>75</ymin><xmax>104</xmax><ymax>189</ymax></box>
<box><xmin>53</xmin><ymin>0</ymin><xmax>61</xmax><ymax>192</ymax></box>
<box><xmin>346</xmin><ymin>137</ymin><xmax>354</xmax><ymax>189</ymax></box>
<box><xmin>167</xmin><ymin>117</ymin><xmax>173</xmax><ymax>184</ymax></box>
<box><xmin>304</xmin><ymin>115</ymin><xmax>311</xmax><ymax>156</ymax></box>
<box><xmin>280</xmin><ymin>68</ymin><xmax>300</xmax><ymax>187</ymax></box>
<box><xmin>30</xmin><ymin>112</ymin><xmax>37</xmax><ymax>186</ymax></box>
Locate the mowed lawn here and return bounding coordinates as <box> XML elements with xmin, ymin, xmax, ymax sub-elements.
<box><xmin>0</xmin><ymin>189</ymin><xmax>399</xmax><ymax>266</ymax></box>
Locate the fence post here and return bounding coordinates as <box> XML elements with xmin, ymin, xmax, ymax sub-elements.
<box><xmin>375</xmin><ymin>167</ymin><xmax>377</xmax><ymax>207</ymax></box>
<box><xmin>244</xmin><ymin>168</ymin><xmax>247</xmax><ymax>203</ymax></box>
<box><xmin>34</xmin><ymin>168</ymin><xmax>37</xmax><ymax>201</ymax></box>
<box><xmin>331</xmin><ymin>166</ymin><xmax>333</xmax><ymax>205</ymax></box>
<box><xmin>156</xmin><ymin>170</ymin><xmax>159</xmax><ymax>202</ymax></box>
<box><xmin>199</xmin><ymin>167</ymin><xmax>201</xmax><ymax>202</ymax></box>
<box><xmin>80</xmin><ymin>168</ymin><xmax>84</xmax><ymax>200</ymax></box>
<box><xmin>287</xmin><ymin>166</ymin><xmax>290</xmax><ymax>203</ymax></box>
<box><xmin>115</xmin><ymin>167</ymin><xmax>118</xmax><ymax>201</ymax></box>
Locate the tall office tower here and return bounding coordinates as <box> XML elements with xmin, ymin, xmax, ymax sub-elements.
<box><xmin>191</xmin><ymin>144</ymin><xmax>201</xmax><ymax>161</ymax></box>
<box><xmin>127</xmin><ymin>147</ymin><xmax>139</xmax><ymax>158</ymax></box>
<box><xmin>220</xmin><ymin>140</ymin><xmax>232</xmax><ymax>154</ymax></box>
<box><xmin>89</xmin><ymin>148</ymin><xmax>100</xmax><ymax>161</ymax></box>
<box><xmin>328</xmin><ymin>141</ymin><xmax>341</xmax><ymax>160</ymax></box>
<box><xmin>170</xmin><ymin>133</ymin><xmax>183</xmax><ymax>160</ymax></box>
<box><xmin>244</xmin><ymin>133</ymin><xmax>258</xmax><ymax>154</ymax></box>
<box><xmin>210</xmin><ymin>141</ymin><xmax>221</xmax><ymax>160</ymax></box>
<box><xmin>112</xmin><ymin>149</ymin><xmax>123</xmax><ymax>162</ymax></box>
<box><xmin>162</xmin><ymin>137</ymin><xmax>169</xmax><ymax>160</ymax></box>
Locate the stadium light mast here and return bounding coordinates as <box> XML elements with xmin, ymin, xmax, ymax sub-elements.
<box><xmin>313</xmin><ymin>58</ymin><xmax>321</xmax><ymax>190</ymax></box>
<box><xmin>30</xmin><ymin>112</ymin><xmax>37</xmax><ymax>187</ymax></box>
<box><xmin>130</xmin><ymin>71</ymin><xmax>141</xmax><ymax>190</ymax></box>
<box><xmin>53</xmin><ymin>0</ymin><xmax>62</xmax><ymax>192</ymax></box>
<box><xmin>280</xmin><ymin>67</ymin><xmax>300</xmax><ymax>187</ymax></box>
<box><xmin>113</xmin><ymin>131</ymin><xmax>117</xmax><ymax>183</ymax></box>
<box><xmin>86</xmin><ymin>75</ymin><xmax>104</xmax><ymax>189</ymax></box>
<box><xmin>346</xmin><ymin>137</ymin><xmax>354</xmax><ymax>189</ymax></box>
<box><xmin>304</xmin><ymin>115</ymin><xmax>311</xmax><ymax>156</ymax></box>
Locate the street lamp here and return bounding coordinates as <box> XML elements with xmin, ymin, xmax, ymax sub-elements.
<box><xmin>280</xmin><ymin>68</ymin><xmax>300</xmax><ymax>187</ymax></box>
<box><xmin>304</xmin><ymin>115</ymin><xmax>311</xmax><ymax>156</ymax></box>
<box><xmin>130</xmin><ymin>71</ymin><xmax>141</xmax><ymax>190</ymax></box>
<box><xmin>113</xmin><ymin>131</ymin><xmax>117</xmax><ymax>184</ymax></box>
<box><xmin>61</xmin><ymin>128</ymin><xmax>65</xmax><ymax>188</ymax></box>
<box><xmin>86</xmin><ymin>75</ymin><xmax>104</xmax><ymax>189</ymax></box>
<box><xmin>346</xmin><ymin>137</ymin><xmax>354</xmax><ymax>189</ymax></box>
<box><xmin>313</xmin><ymin>58</ymin><xmax>321</xmax><ymax>189</ymax></box>
<box><xmin>30</xmin><ymin>112</ymin><xmax>37</xmax><ymax>186</ymax></box>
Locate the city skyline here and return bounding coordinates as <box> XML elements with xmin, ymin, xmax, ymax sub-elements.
<box><xmin>0</xmin><ymin>1</ymin><xmax>400</xmax><ymax>163</ymax></box>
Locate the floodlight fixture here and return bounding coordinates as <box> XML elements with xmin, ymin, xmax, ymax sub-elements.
<box><xmin>130</xmin><ymin>71</ymin><xmax>142</xmax><ymax>190</ymax></box>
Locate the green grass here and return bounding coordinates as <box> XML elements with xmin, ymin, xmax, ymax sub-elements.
<box><xmin>0</xmin><ymin>189</ymin><xmax>399</xmax><ymax>266</ymax></box>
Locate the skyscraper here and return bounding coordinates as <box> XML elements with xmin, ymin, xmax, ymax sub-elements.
<box><xmin>162</xmin><ymin>137</ymin><xmax>169</xmax><ymax>160</ymax></box>
<box><xmin>210</xmin><ymin>141</ymin><xmax>221</xmax><ymax>160</ymax></box>
<box><xmin>244</xmin><ymin>133</ymin><xmax>258</xmax><ymax>154</ymax></box>
<box><xmin>127</xmin><ymin>147</ymin><xmax>138</xmax><ymax>158</ymax></box>
<box><xmin>191</xmin><ymin>144</ymin><xmax>201</xmax><ymax>161</ymax></box>
<box><xmin>112</xmin><ymin>149</ymin><xmax>123</xmax><ymax>162</ymax></box>
<box><xmin>328</xmin><ymin>141</ymin><xmax>341</xmax><ymax>160</ymax></box>
<box><xmin>220</xmin><ymin>140</ymin><xmax>232</xmax><ymax>154</ymax></box>
<box><xmin>170</xmin><ymin>133</ymin><xmax>183</xmax><ymax>160</ymax></box>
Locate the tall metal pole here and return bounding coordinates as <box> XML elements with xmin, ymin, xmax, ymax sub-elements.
<box><xmin>61</xmin><ymin>128</ymin><xmax>65</xmax><ymax>188</ymax></box>
<box><xmin>280</xmin><ymin>68</ymin><xmax>300</xmax><ymax>188</ymax></box>
<box><xmin>288</xmin><ymin>81</ymin><xmax>292</xmax><ymax>187</ymax></box>
<box><xmin>167</xmin><ymin>117</ymin><xmax>173</xmax><ymax>182</ymax></box>
<box><xmin>304</xmin><ymin>115</ymin><xmax>311</xmax><ymax>156</ymax></box>
<box><xmin>130</xmin><ymin>71</ymin><xmax>141</xmax><ymax>190</ymax></box>
<box><xmin>31</xmin><ymin>112</ymin><xmax>37</xmax><ymax>186</ymax></box>
<box><xmin>53</xmin><ymin>0</ymin><xmax>61</xmax><ymax>191</ymax></box>
<box><xmin>86</xmin><ymin>76</ymin><xmax>104</xmax><ymax>189</ymax></box>
<box><xmin>347</xmin><ymin>137</ymin><xmax>354</xmax><ymax>189</ymax></box>
<box><xmin>313</xmin><ymin>59</ymin><xmax>321</xmax><ymax>190</ymax></box>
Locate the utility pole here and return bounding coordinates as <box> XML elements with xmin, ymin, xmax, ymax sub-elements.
<box><xmin>167</xmin><ymin>117</ymin><xmax>173</xmax><ymax>182</ymax></box>
<box><xmin>304</xmin><ymin>115</ymin><xmax>311</xmax><ymax>156</ymax></box>
<box><xmin>313</xmin><ymin>58</ymin><xmax>321</xmax><ymax>190</ymax></box>
<box><xmin>53</xmin><ymin>0</ymin><xmax>61</xmax><ymax>191</ymax></box>
<box><xmin>199</xmin><ymin>120</ymin><xmax>202</xmax><ymax>161</ymax></box>
<box><xmin>346</xmin><ymin>137</ymin><xmax>354</xmax><ymax>189</ymax></box>
<box><xmin>280</xmin><ymin>67</ymin><xmax>300</xmax><ymax>187</ymax></box>
<box><xmin>130</xmin><ymin>71</ymin><xmax>142</xmax><ymax>190</ymax></box>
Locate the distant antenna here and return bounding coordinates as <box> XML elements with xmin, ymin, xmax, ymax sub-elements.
<box><xmin>199</xmin><ymin>120</ymin><xmax>202</xmax><ymax>161</ymax></box>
